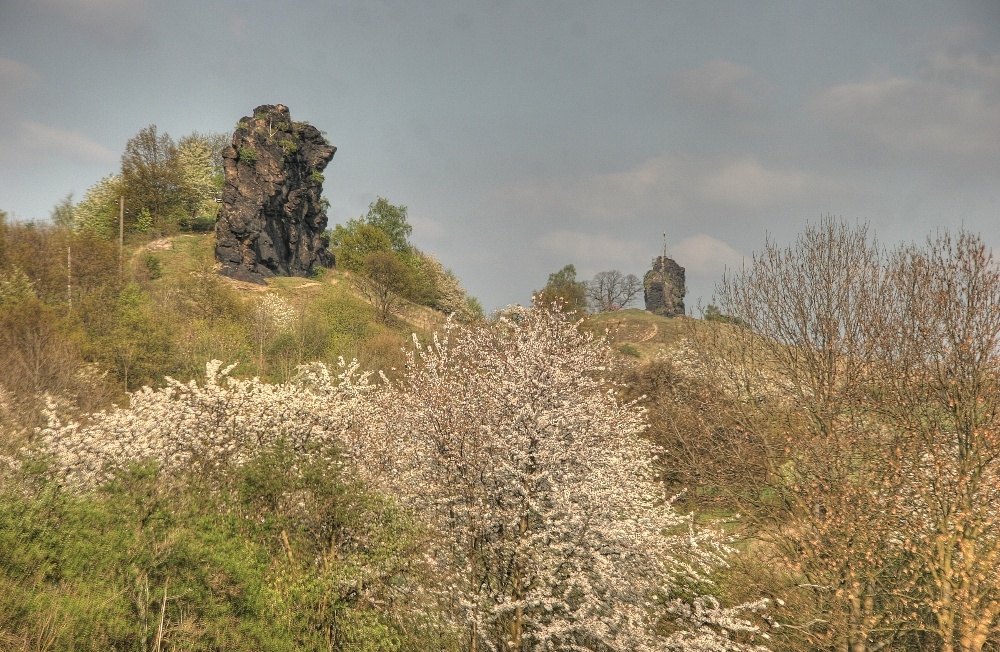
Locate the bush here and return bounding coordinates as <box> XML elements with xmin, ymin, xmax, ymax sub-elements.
<box><xmin>617</xmin><ymin>342</ymin><xmax>641</xmax><ymax>357</ymax></box>
<box><xmin>0</xmin><ymin>447</ymin><xmax>444</xmax><ymax>651</ymax></box>
<box><xmin>237</xmin><ymin>146</ymin><xmax>256</xmax><ymax>164</ymax></box>
<box><xmin>181</xmin><ymin>215</ymin><xmax>217</xmax><ymax>233</ymax></box>
<box><xmin>140</xmin><ymin>253</ymin><xmax>162</xmax><ymax>280</ymax></box>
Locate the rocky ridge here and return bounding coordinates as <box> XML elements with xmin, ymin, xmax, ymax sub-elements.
<box><xmin>215</xmin><ymin>104</ymin><xmax>336</xmax><ymax>284</ymax></box>
<box><xmin>644</xmin><ymin>255</ymin><xmax>686</xmax><ymax>317</ymax></box>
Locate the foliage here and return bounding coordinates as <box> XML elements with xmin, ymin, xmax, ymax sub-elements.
<box><xmin>617</xmin><ymin>342</ymin><xmax>641</xmax><ymax>357</ymax></box>
<box><xmin>237</xmin><ymin>145</ymin><xmax>257</xmax><ymax>164</ymax></box>
<box><xmin>0</xmin><ymin>267</ymin><xmax>36</xmax><ymax>306</ymax></box>
<box><xmin>359</xmin><ymin>197</ymin><xmax>412</xmax><ymax>253</ymax></box>
<box><xmin>0</xmin><ymin>220</ymin><xmax>122</xmax><ymax>440</ymax></box>
<box><xmin>332</xmin><ymin>222</ymin><xmax>392</xmax><ymax>272</ymax></box>
<box><xmin>329</xmin><ymin>196</ymin><xmax>414</xmax><ymax>272</ymax></box>
<box><xmin>77</xmin><ymin>128</ymin><xmax>226</xmax><ymax>239</ymax></box>
<box><xmin>0</xmin><ymin>299</ymin><xmax>96</xmax><ymax>447</ymax></box>
<box><xmin>39</xmin><ymin>358</ymin><xmax>367</xmax><ymax>490</ymax></box>
<box><xmin>329</xmin><ymin>197</ymin><xmax>480</xmax><ymax>322</ymax></box>
<box><xmin>24</xmin><ymin>355</ymin><xmax>451</xmax><ymax>649</ymax></box>
<box><xmin>135</xmin><ymin>207</ymin><xmax>153</xmax><ymax>233</ymax></box>
<box><xmin>49</xmin><ymin>192</ymin><xmax>75</xmax><ymax>229</ymax></box>
<box><xmin>701</xmin><ymin>304</ymin><xmax>744</xmax><ymax>327</ymax></box>
<box><xmin>250</xmin><ymin>293</ymin><xmax>295</xmax><ymax>370</ymax></box>
<box><xmin>353</xmin><ymin>251</ymin><xmax>415</xmax><ymax>324</ymax></box>
<box><xmin>409</xmin><ymin>250</ymin><xmax>483</xmax><ymax>322</ymax></box>
<box><xmin>85</xmin><ymin>282</ymin><xmax>174</xmax><ymax>391</ymax></box>
<box><xmin>138</xmin><ymin>253</ymin><xmax>162</xmax><ymax>281</ymax></box>
<box><xmin>176</xmin><ymin>133</ymin><xmax>223</xmax><ymax>223</ymax></box>
<box><xmin>587</xmin><ymin>269</ymin><xmax>642</xmax><ymax>312</ymax></box>
<box><xmin>73</xmin><ymin>174</ymin><xmax>123</xmax><ymax>238</ymax></box>
<box><xmin>342</xmin><ymin>305</ymin><xmax>773</xmax><ymax>651</ymax></box>
<box><xmin>535</xmin><ymin>263</ymin><xmax>588</xmax><ymax>314</ymax></box>
<box><xmin>0</xmin><ymin>447</ymin><xmax>439</xmax><ymax>650</ymax></box>
<box><xmin>120</xmin><ymin>125</ymin><xmax>183</xmax><ymax>233</ymax></box>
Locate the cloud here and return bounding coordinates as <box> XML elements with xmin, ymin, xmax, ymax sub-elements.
<box><xmin>409</xmin><ymin>213</ymin><xmax>447</xmax><ymax>240</ymax></box>
<box><xmin>0</xmin><ymin>58</ymin><xmax>41</xmax><ymax>88</ymax></box>
<box><xmin>534</xmin><ymin>231</ymin><xmax>647</xmax><ymax>267</ymax></box>
<box><xmin>33</xmin><ymin>0</ymin><xmax>150</xmax><ymax>39</ymax></box>
<box><xmin>0</xmin><ymin>121</ymin><xmax>117</xmax><ymax>164</ymax></box>
<box><xmin>696</xmin><ymin>156</ymin><xmax>841</xmax><ymax>209</ymax></box>
<box><xmin>673</xmin><ymin>59</ymin><xmax>769</xmax><ymax>116</ymax></box>
<box><xmin>809</xmin><ymin>46</ymin><xmax>1000</xmax><ymax>176</ymax></box>
<box><xmin>671</xmin><ymin>234</ymin><xmax>745</xmax><ymax>277</ymax></box>
<box><xmin>0</xmin><ymin>58</ymin><xmax>41</xmax><ymax>116</ymax></box>
<box><xmin>505</xmin><ymin>155</ymin><xmax>687</xmax><ymax>224</ymax></box>
<box><xmin>0</xmin><ymin>64</ymin><xmax>115</xmax><ymax>165</ymax></box>
<box><xmin>503</xmin><ymin>153</ymin><xmax>851</xmax><ymax>224</ymax></box>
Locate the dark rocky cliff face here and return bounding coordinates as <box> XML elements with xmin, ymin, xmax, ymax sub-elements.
<box><xmin>644</xmin><ymin>255</ymin><xmax>686</xmax><ymax>317</ymax></box>
<box><xmin>215</xmin><ymin>104</ymin><xmax>336</xmax><ymax>284</ymax></box>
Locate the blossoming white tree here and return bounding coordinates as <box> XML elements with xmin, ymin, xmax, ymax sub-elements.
<box><xmin>343</xmin><ymin>305</ymin><xmax>770</xmax><ymax>652</ymax></box>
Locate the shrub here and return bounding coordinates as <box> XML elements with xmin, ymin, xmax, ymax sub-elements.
<box><xmin>617</xmin><ymin>342</ymin><xmax>641</xmax><ymax>357</ymax></box>
<box><xmin>0</xmin><ymin>446</ymin><xmax>443</xmax><ymax>651</ymax></box>
<box><xmin>140</xmin><ymin>253</ymin><xmax>162</xmax><ymax>280</ymax></box>
<box><xmin>236</xmin><ymin>146</ymin><xmax>256</xmax><ymax>164</ymax></box>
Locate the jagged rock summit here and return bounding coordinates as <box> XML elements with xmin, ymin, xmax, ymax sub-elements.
<box><xmin>644</xmin><ymin>255</ymin><xmax>686</xmax><ymax>317</ymax></box>
<box><xmin>215</xmin><ymin>104</ymin><xmax>336</xmax><ymax>284</ymax></box>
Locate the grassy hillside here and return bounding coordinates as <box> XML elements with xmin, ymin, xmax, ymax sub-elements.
<box><xmin>0</xmin><ymin>231</ymin><xmax>469</xmax><ymax>651</ymax></box>
<box><xmin>134</xmin><ymin>232</ymin><xmax>446</xmax><ymax>383</ymax></box>
<box><xmin>584</xmin><ymin>308</ymin><xmax>691</xmax><ymax>360</ymax></box>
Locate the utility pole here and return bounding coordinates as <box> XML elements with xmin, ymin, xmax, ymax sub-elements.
<box><xmin>119</xmin><ymin>196</ymin><xmax>125</xmax><ymax>271</ymax></box>
<box><xmin>662</xmin><ymin>232</ymin><xmax>667</xmax><ymax>272</ymax></box>
<box><xmin>67</xmin><ymin>246</ymin><xmax>72</xmax><ymax>312</ymax></box>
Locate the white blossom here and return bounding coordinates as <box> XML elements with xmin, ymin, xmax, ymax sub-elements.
<box><xmin>342</xmin><ymin>306</ymin><xmax>770</xmax><ymax>651</ymax></box>
<box><xmin>39</xmin><ymin>358</ymin><xmax>371</xmax><ymax>490</ymax></box>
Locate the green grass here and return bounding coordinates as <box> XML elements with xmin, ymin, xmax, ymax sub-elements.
<box><xmin>128</xmin><ymin>234</ymin><xmax>435</xmax><ymax>382</ymax></box>
<box><xmin>0</xmin><ymin>450</ymin><xmax>452</xmax><ymax>651</ymax></box>
<box><xmin>584</xmin><ymin>308</ymin><xmax>692</xmax><ymax>360</ymax></box>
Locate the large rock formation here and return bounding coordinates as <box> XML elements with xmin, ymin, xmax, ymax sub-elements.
<box><xmin>216</xmin><ymin>104</ymin><xmax>336</xmax><ymax>284</ymax></box>
<box><xmin>644</xmin><ymin>255</ymin><xmax>686</xmax><ymax>317</ymax></box>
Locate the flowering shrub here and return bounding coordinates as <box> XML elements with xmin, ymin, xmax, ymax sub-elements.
<box><xmin>343</xmin><ymin>306</ymin><xmax>771</xmax><ymax>652</ymax></box>
<box><xmin>40</xmin><ymin>358</ymin><xmax>371</xmax><ymax>489</ymax></box>
<box><xmin>36</xmin><ymin>306</ymin><xmax>772</xmax><ymax>651</ymax></box>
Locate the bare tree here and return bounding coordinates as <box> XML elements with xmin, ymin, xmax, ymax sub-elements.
<box><xmin>587</xmin><ymin>269</ymin><xmax>642</xmax><ymax>312</ymax></box>
<box><xmin>692</xmin><ymin>217</ymin><xmax>1000</xmax><ymax>651</ymax></box>
<box><xmin>870</xmin><ymin>232</ymin><xmax>1000</xmax><ymax>652</ymax></box>
<box><xmin>703</xmin><ymin>217</ymin><xmax>904</xmax><ymax>651</ymax></box>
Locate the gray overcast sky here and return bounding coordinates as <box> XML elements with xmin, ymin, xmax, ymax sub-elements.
<box><xmin>1</xmin><ymin>1</ymin><xmax>998</xmax><ymax>312</ymax></box>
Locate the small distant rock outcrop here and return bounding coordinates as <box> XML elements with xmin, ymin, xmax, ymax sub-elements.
<box><xmin>215</xmin><ymin>104</ymin><xmax>336</xmax><ymax>284</ymax></box>
<box><xmin>644</xmin><ymin>255</ymin><xmax>686</xmax><ymax>317</ymax></box>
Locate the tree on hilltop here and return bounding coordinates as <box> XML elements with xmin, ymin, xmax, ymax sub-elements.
<box><xmin>120</xmin><ymin>125</ymin><xmax>183</xmax><ymax>231</ymax></box>
<box><xmin>330</xmin><ymin>196</ymin><xmax>413</xmax><ymax>259</ymax></box>
<box><xmin>535</xmin><ymin>263</ymin><xmax>588</xmax><ymax>314</ymax></box>
<box><xmin>587</xmin><ymin>269</ymin><xmax>642</xmax><ymax>312</ymax></box>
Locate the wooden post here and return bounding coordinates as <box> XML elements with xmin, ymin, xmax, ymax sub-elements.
<box><xmin>67</xmin><ymin>246</ymin><xmax>72</xmax><ymax>312</ymax></box>
<box><xmin>119</xmin><ymin>196</ymin><xmax>124</xmax><ymax>267</ymax></box>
